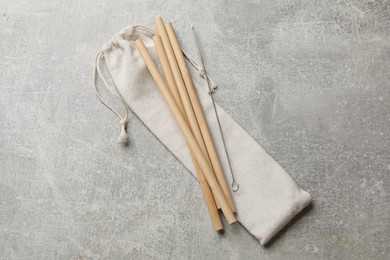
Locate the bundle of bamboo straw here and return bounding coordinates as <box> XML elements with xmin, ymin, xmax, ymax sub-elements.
<box><xmin>135</xmin><ymin>17</ymin><xmax>237</xmax><ymax>231</ymax></box>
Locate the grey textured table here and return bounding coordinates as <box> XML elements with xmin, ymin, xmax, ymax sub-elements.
<box><xmin>1</xmin><ymin>0</ymin><xmax>389</xmax><ymax>259</ymax></box>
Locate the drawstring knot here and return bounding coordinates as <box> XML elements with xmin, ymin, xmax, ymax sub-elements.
<box><xmin>199</xmin><ymin>69</ymin><xmax>205</xmax><ymax>78</ymax></box>
<box><xmin>117</xmin><ymin>119</ymin><xmax>128</xmax><ymax>144</ymax></box>
<box><xmin>198</xmin><ymin>69</ymin><xmax>217</xmax><ymax>94</ymax></box>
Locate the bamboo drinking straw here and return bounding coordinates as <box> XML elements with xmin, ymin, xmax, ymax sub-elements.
<box><xmin>135</xmin><ymin>39</ymin><xmax>236</xmax><ymax>224</ymax></box>
<box><xmin>156</xmin><ymin>17</ymin><xmax>222</xmax><ymax>212</ymax></box>
<box><xmin>152</xmin><ymin>35</ymin><xmax>185</xmax><ymax>117</ymax></box>
<box><xmin>155</xmin><ymin>17</ymin><xmax>221</xmax><ymax>208</ymax></box>
<box><xmin>165</xmin><ymin>23</ymin><xmax>237</xmax><ymax>213</ymax></box>
<box><xmin>153</xmin><ymin>35</ymin><xmax>223</xmax><ymax>231</ymax></box>
<box><xmin>154</xmin><ymin>17</ymin><xmax>212</xmax><ymax>166</ymax></box>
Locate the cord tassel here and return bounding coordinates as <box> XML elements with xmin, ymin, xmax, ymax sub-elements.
<box><xmin>117</xmin><ymin>119</ymin><xmax>128</xmax><ymax>144</ymax></box>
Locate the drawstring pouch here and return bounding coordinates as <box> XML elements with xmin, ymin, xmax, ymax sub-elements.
<box><xmin>92</xmin><ymin>25</ymin><xmax>311</xmax><ymax>246</ymax></box>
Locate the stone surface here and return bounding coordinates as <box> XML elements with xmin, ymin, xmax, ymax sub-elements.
<box><xmin>0</xmin><ymin>0</ymin><xmax>389</xmax><ymax>259</ymax></box>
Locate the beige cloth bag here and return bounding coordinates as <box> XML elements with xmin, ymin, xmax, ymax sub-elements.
<box><xmin>92</xmin><ymin>25</ymin><xmax>312</xmax><ymax>245</ymax></box>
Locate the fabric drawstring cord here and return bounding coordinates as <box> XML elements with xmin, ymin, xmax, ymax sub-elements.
<box><xmin>93</xmin><ymin>51</ymin><xmax>130</xmax><ymax>145</ymax></box>
<box><xmin>92</xmin><ymin>24</ymin><xmax>219</xmax><ymax>145</ymax></box>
